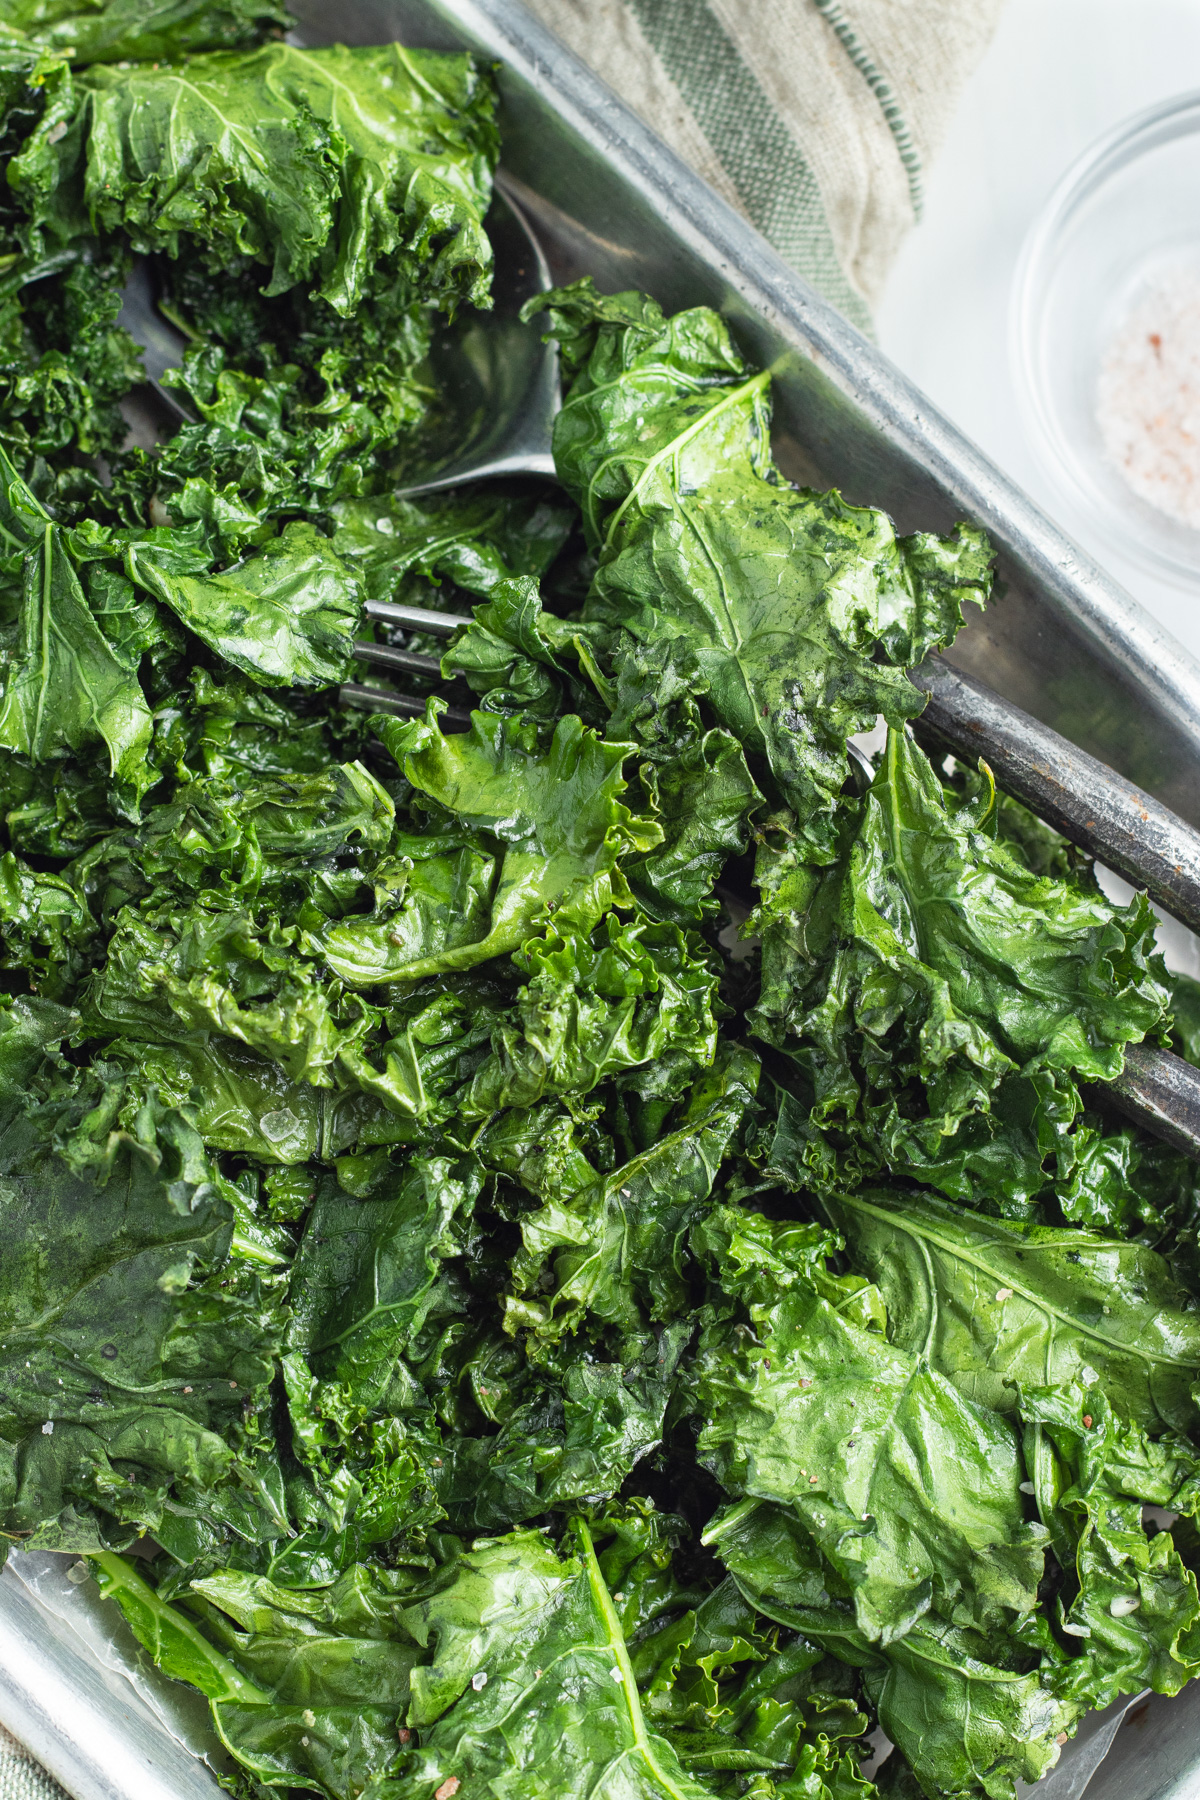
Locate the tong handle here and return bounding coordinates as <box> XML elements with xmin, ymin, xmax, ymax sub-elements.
<box><xmin>912</xmin><ymin>656</ymin><xmax>1200</xmax><ymax>939</ymax></box>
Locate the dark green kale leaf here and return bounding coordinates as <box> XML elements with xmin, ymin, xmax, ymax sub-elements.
<box><xmin>606</xmin><ymin>638</ymin><xmax>764</xmax><ymax>922</ymax></box>
<box><xmin>287</xmin><ymin>1152</ymin><xmax>482</xmax><ymax>1405</ymax></box>
<box><xmin>18</xmin><ymin>43</ymin><xmax>497</xmax><ymax>317</ymax></box>
<box><xmin>431</xmin><ymin>1329</ymin><xmax>688</xmax><ymax>1532</ymax></box>
<box><xmin>1020</xmin><ymin>1382</ymin><xmax>1200</xmax><ymax>1711</ymax></box>
<box><xmin>693</xmin><ymin>1215</ymin><xmax>1046</xmax><ymax>1648</ymax></box>
<box><xmin>753</xmin><ymin>726</ymin><xmax>1170</xmax><ymax>1208</ymax></box>
<box><xmin>396</xmin><ymin>1520</ymin><xmax>719</xmax><ymax>1800</ymax></box>
<box><xmin>440</xmin><ymin>574</ymin><xmax>573</xmax><ymax>720</ymax></box>
<box><xmin>0</xmin><ymin>0</ymin><xmax>291</xmax><ymax>63</ymax></box>
<box><xmin>818</xmin><ymin>1186</ymin><xmax>1200</xmax><ymax>1435</ymax></box>
<box><xmin>1171</xmin><ymin>970</ymin><xmax>1200</xmax><ymax>1067</ymax></box>
<box><xmin>0</xmin><ymin>1127</ymin><xmax>286</xmax><ymax>1554</ymax></box>
<box><xmin>332</xmin><ymin>486</ymin><xmax>575</xmax><ymax>608</ymax></box>
<box><xmin>0</xmin><ymin>849</ymin><xmax>96</xmax><ymax>999</ymax></box>
<box><xmin>708</xmin><ymin>1499</ymin><xmax>1075</xmax><ymax>1800</ymax></box>
<box><xmin>530</xmin><ymin>279</ymin><xmax>992</xmax><ymax>848</ymax></box>
<box><xmin>504</xmin><ymin>1041</ymin><xmax>759</xmax><ymax>1344</ymax></box>
<box><xmin>323</xmin><ymin>708</ymin><xmax>662</xmax><ymax>985</ymax></box>
<box><xmin>0</xmin><ymin>447</ymin><xmax>153</xmax><ymax>803</ymax></box>
<box><xmin>459</xmin><ymin>913</ymin><xmax>720</xmax><ymax>1117</ymax></box>
<box><xmin>123</xmin><ymin>521</ymin><xmax>363</xmax><ymax>688</ymax></box>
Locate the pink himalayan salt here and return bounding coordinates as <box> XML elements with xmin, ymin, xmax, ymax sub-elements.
<box><xmin>1096</xmin><ymin>270</ymin><xmax>1200</xmax><ymax>529</ymax></box>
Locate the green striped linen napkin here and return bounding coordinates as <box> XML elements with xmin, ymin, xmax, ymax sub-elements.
<box><xmin>521</xmin><ymin>0</ymin><xmax>1004</xmax><ymax>331</ymax></box>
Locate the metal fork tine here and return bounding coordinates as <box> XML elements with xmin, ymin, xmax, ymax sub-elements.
<box><xmin>345</xmin><ymin>608</ymin><xmax>471</xmax><ymax>724</ymax></box>
<box><xmin>363</xmin><ymin>600</ymin><xmax>470</xmax><ymax>636</ymax></box>
<box><xmin>353</xmin><ymin>641</ymin><xmax>443</xmax><ymax>677</ymax></box>
<box><xmin>338</xmin><ymin>682</ymin><xmax>472</xmax><ymax>728</ymax></box>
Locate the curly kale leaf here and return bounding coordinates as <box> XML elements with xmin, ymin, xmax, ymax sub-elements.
<box><xmin>323</xmin><ymin>709</ymin><xmax>661</xmax><ymax>984</ymax></box>
<box><xmin>504</xmin><ymin>1041</ymin><xmax>759</xmax><ymax>1343</ymax></box>
<box><xmin>19</xmin><ymin>43</ymin><xmax>497</xmax><ymax>316</ymax></box>
<box><xmin>694</xmin><ymin>1218</ymin><xmax>1047</xmax><ymax>1648</ymax></box>
<box><xmin>753</xmin><ymin>726</ymin><xmax>1170</xmax><ymax>1206</ymax></box>
<box><xmin>708</xmin><ymin>1499</ymin><xmax>1075</xmax><ymax>1800</ymax></box>
<box><xmin>530</xmin><ymin>279</ymin><xmax>991</xmax><ymax>845</ymax></box>
<box><xmin>0</xmin><ymin>0</ymin><xmax>291</xmax><ymax>63</ymax></box>
<box><xmin>818</xmin><ymin>1186</ymin><xmax>1200</xmax><ymax>1435</ymax></box>
<box><xmin>332</xmin><ymin>487</ymin><xmax>575</xmax><ymax>607</ymax></box>
<box><xmin>459</xmin><ymin>913</ymin><xmax>721</xmax><ymax>1117</ymax></box>
<box><xmin>1020</xmin><ymin>1383</ymin><xmax>1200</xmax><ymax>1710</ymax></box>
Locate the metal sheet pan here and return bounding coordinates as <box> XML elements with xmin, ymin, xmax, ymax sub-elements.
<box><xmin>2</xmin><ymin>1</ymin><xmax>1199</xmax><ymax>1796</ymax></box>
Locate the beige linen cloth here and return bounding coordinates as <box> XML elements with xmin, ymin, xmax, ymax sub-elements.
<box><xmin>0</xmin><ymin>2</ymin><xmax>1000</xmax><ymax>1798</ymax></box>
<box><xmin>523</xmin><ymin>0</ymin><xmax>1004</xmax><ymax>332</ymax></box>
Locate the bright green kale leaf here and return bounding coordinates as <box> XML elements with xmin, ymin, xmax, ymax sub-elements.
<box><xmin>76</xmin><ymin>896</ymin><xmax>492</xmax><ymax>1163</ymax></box>
<box><xmin>532</xmin><ymin>279</ymin><xmax>991</xmax><ymax>843</ymax></box>
<box><xmin>1020</xmin><ymin>1383</ymin><xmax>1200</xmax><ymax>1710</ymax></box>
<box><xmin>127</xmin><ymin>522</ymin><xmax>362</xmax><ymax>688</ymax></box>
<box><xmin>606</xmin><ymin>1507</ymin><xmax>877</xmax><ymax>1795</ymax></box>
<box><xmin>504</xmin><ymin>1042</ymin><xmax>759</xmax><ymax>1342</ymax></box>
<box><xmin>92</xmin><ymin>1549</ymin><xmax>420</xmax><ymax>1800</ymax></box>
<box><xmin>323</xmin><ymin>709</ymin><xmax>661</xmax><ymax>985</ymax></box>
<box><xmin>1</xmin><ymin>0</ymin><xmax>291</xmax><ymax>62</ymax></box>
<box><xmin>331</xmin><ymin>488</ymin><xmax>574</xmax><ymax>607</ymax></box>
<box><xmin>81</xmin><ymin>903</ymin><xmax>376</xmax><ymax>1085</ymax></box>
<box><xmin>819</xmin><ymin>1186</ymin><xmax>1200</xmax><ymax>1436</ymax></box>
<box><xmin>753</xmin><ymin>727</ymin><xmax>1170</xmax><ymax>1205</ymax></box>
<box><xmin>460</xmin><ymin>913</ymin><xmax>720</xmax><ymax>1117</ymax></box>
<box><xmin>694</xmin><ymin>1258</ymin><xmax>1046</xmax><ymax>1647</ymax></box>
<box><xmin>0</xmin><ymin>447</ymin><xmax>152</xmax><ymax>798</ymax></box>
<box><xmin>691</xmin><ymin>1203</ymin><xmax>886</xmax><ymax>1337</ymax></box>
<box><xmin>19</xmin><ymin>43</ymin><xmax>497</xmax><ymax>317</ymax></box>
<box><xmin>397</xmin><ymin>1520</ymin><xmax>717</xmax><ymax>1800</ymax></box>
<box><xmin>708</xmin><ymin>1499</ymin><xmax>1075</xmax><ymax>1800</ymax></box>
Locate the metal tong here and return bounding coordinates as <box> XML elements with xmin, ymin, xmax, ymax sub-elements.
<box><xmin>345</xmin><ymin>616</ymin><xmax>1200</xmax><ymax>1161</ymax></box>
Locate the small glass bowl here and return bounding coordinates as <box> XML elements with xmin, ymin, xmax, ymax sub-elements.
<box><xmin>1012</xmin><ymin>91</ymin><xmax>1200</xmax><ymax>586</ymax></box>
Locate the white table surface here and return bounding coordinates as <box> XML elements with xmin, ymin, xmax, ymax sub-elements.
<box><xmin>877</xmin><ymin>0</ymin><xmax>1200</xmax><ymax>663</ymax></box>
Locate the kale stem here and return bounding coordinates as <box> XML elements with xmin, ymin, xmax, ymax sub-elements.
<box><xmin>88</xmin><ymin>1551</ymin><xmax>270</xmax><ymax>1705</ymax></box>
